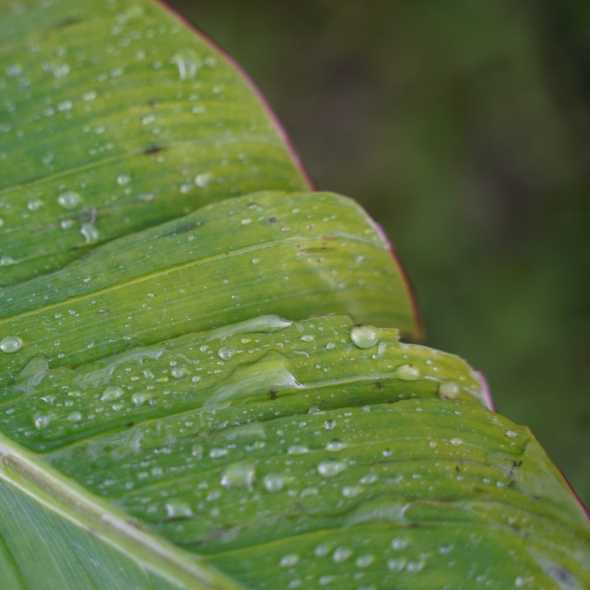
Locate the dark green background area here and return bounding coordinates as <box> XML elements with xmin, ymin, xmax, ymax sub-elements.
<box><xmin>169</xmin><ymin>0</ymin><xmax>590</xmax><ymax>507</ymax></box>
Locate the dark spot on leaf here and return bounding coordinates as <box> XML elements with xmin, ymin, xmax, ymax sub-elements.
<box><xmin>269</xmin><ymin>389</ymin><xmax>277</xmax><ymax>400</ymax></box>
<box><xmin>56</xmin><ymin>18</ymin><xmax>81</xmax><ymax>29</ymax></box>
<box><xmin>144</xmin><ymin>145</ymin><xmax>162</xmax><ymax>155</ymax></box>
<box><xmin>149</xmin><ymin>99</ymin><xmax>160</xmax><ymax>107</ymax></box>
<box><xmin>375</xmin><ymin>382</ymin><xmax>384</xmax><ymax>390</ymax></box>
<box><xmin>126</xmin><ymin>422</ymin><xmax>134</xmax><ymax>428</ymax></box>
<box><xmin>268</xmin><ymin>217</ymin><xmax>277</xmax><ymax>223</ymax></box>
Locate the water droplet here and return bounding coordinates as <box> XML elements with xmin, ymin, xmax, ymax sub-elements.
<box><xmin>221</xmin><ymin>461</ymin><xmax>256</xmax><ymax>491</ymax></box>
<box><xmin>194</xmin><ymin>173</ymin><xmax>211</xmax><ymax>188</ymax></box>
<box><xmin>165</xmin><ymin>500</ymin><xmax>193</xmax><ymax>518</ymax></box>
<box><xmin>406</xmin><ymin>560</ymin><xmax>426</xmax><ymax>573</ymax></box>
<box><xmin>315</xmin><ymin>543</ymin><xmax>329</xmax><ymax>557</ymax></box>
<box><xmin>350</xmin><ymin>325</ymin><xmax>380</xmax><ymax>349</ymax></box>
<box><xmin>300</xmin><ymin>334</ymin><xmax>314</xmax><ymax>342</ymax></box>
<box><xmin>318</xmin><ymin>460</ymin><xmax>346</xmax><ymax>477</ymax></box>
<box><xmin>450</xmin><ymin>438</ymin><xmax>463</xmax><ymax>446</ymax></box>
<box><xmin>132</xmin><ymin>392</ymin><xmax>148</xmax><ymax>406</ymax></box>
<box><xmin>171</xmin><ymin>49</ymin><xmax>201</xmax><ymax>80</ymax></box>
<box><xmin>319</xmin><ymin>576</ymin><xmax>333</xmax><ymax>586</ymax></box>
<box><xmin>392</xmin><ymin>364</ymin><xmax>421</xmax><ymax>379</ymax></box>
<box><xmin>326</xmin><ymin>440</ymin><xmax>346</xmax><ymax>452</ymax></box>
<box><xmin>217</xmin><ymin>346</ymin><xmax>233</xmax><ymax>361</ymax></box>
<box><xmin>264</xmin><ymin>472</ymin><xmax>284</xmax><ymax>493</ymax></box>
<box><xmin>116</xmin><ymin>174</ymin><xmax>130</xmax><ymax>186</ymax></box>
<box><xmin>0</xmin><ymin>255</ymin><xmax>16</xmax><ymax>266</ymax></box>
<box><xmin>280</xmin><ymin>554</ymin><xmax>299</xmax><ymax>567</ymax></box>
<box><xmin>34</xmin><ymin>413</ymin><xmax>51</xmax><ymax>429</ymax></box>
<box><xmin>324</xmin><ymin>420</ymin><xmax>336</xmax><ymax>430</ymax></box>
<box><xmin>58</xmin><ymin>191</ymin><xmax>81</xmax><ymax>210</ymax></box>
<box><xmin>27</xmin><ymin>199</ymin><xmax>43</xmax><ymax>212</ymax></box>
<box><xmin>251</xmin><ymin>258</ymin><xmax>260</xmax><ymax>265</ymax></box>
<box><xmin>80</xmin><ymin>223</ymin><xmax>99</xmax><ymax>244</ymax></box>
<box><xmin>171</xmin><ymin>367</ymin><xmax>184</xmax><ymax>378</ymax></box>
<box><xmin>333</xmin><ymin>546</ymin><xmax>353</xmax><ymax>563</ymax></box>
<box><xmin>240</xmin><ymin>218</ymin><xmax>251</xmax><ymax>226</ymax></box>
<box><xmin>67</xmin><ymin>411</ymin><xmax>82</xmax><ymax>422</ymax></box>
<box><xmin>387</xmin><ymin>558</ymin><xmax>407</xmax><ymax>572</ymax></box>
<box><xmin>209</xmin><ymin>448</ymin><xmax>228</xmax><ymax>459</ymax></box>
<box><xmin>360</xmin><ymin>473</ymin><xmax>378</xmax><ymax>485</ymax></box>
<box><xmin>356</xmin><ymin>555</ymin><xmax>374</xmax><ymax>568</ymax></box>
<box><xmin>439</xmin><ymin>381</ymin><xmax>460</xmax><ymax>400</ymax></box>
<box><xmin>1</xmin><ymin>335</ymin><xmax>22</xmax><ymax>353</ymax></box>
<box><xmin>191</xmin><ymin>444</ymin><xmax>203</xmax><ymax>459</ymax></box>
<box><xmin>391</xmin><ymin>537</ymin><xmax>408</xmax><ymax>550</ymax></box>
<box><xmin>101</xmin><ymin>386</ymin><xmax>123</xmax><ymax>402</ymax></box>
<box><xmin>287</xmin><ymin>445</ymin><xmax>309</xmax><ymax>455</ymax></box>
<box><xmin>342</xmin><ymin>485</ymin><xmax>364</xmax><ymax>498</ymax></box>
<box><xmin>505</xmin><ymin>430</ymin><xmax>518</xmax><ymax>439</ymax></box>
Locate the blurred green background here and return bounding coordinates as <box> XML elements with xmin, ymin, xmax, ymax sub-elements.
<box><xmin>169</xmin><ymin>0</ymin><xmax>590</xmax><ymax>507</ymax></box>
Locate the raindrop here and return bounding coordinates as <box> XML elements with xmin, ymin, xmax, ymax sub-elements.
<box><xmin>439</xmin><ymin>382</ymin><xmax>460</xmax><ymax>400</ymax></box>
<box><xmin>406</xmin><ymin>560</ymin><xmax>426</xmax><ymax>573</ymax></box>
<box><xmin>80</xmin><ymin>223</ymin><xmax>99</xmax><ymax>244</ymax></box>
<box><xmin>27</xmin><ymin>199</ymin><xmax>43</xmax><ymax>212</ymax></box>
<box><xmin>220</xmin><ymin>460</ymin><xmax>256</xmax><ymax>491</ymax></box>
<box><xmin>165</xmin><ymin>500</ymin><xmax>193</xmax><ymax>518</ymax></box>
<box><xmin>315</xmin><ymin>543</ymin><xmax>329</xmax><ymax>557</ymax></box>
<box><xmin>280</xmin><ymin>554</ymin><xmax>299</xmax><ymax>568</ymax></box>
<box><xmin>191</xmin><ymin>444</ymin><xmax>203</xmax><ymax>459</ymax></box>
<box><xmin>117</xmin><ymin>174</ymin><xmax>131</xmax><ymax>186</ymax></box>
<box><xmin>101</xmin><ymin>385</ymin><xmax>123</xmax><ymax>402</ymax></box>
<box><xmin>392</xmin><ymin>364</ymin><xmax>421</xmax><ymax>379</ymax></box>
<box><xmin>318</xmin><ymin>460</ymin><xmax>346</xmax><ymax>477</ymax></box>
<box><xmin>450</xmin><ymin>438</ymin><xmax>463</xmax><ymax>446</ymax></box>
<box><xmin>1</xmin><ymin>336</ymin><xmax>22</xmax><ymax>354</ymax></box>
<box><xmin>264</xmin><ymin>473</ymin><xmax>284</xmax><ymax>493</ymax></box>
<box><xmin>333</xmin><ymin>546</ymin><xmax>353</xmax><ymax>563</ymax></box>
<box><xmin>194</xmin><ymin>173</ymin><xmax>211</xmax><ymax>188</ymax></box>
<box><xmin>326</xmin><ymin>440</ymin><xmax>346</xmax><ymax>452</ymax></box>
<box><xmin>209</xmin><ymin>448</ymin><xmax>228</xmax><ymax>459</ymax></box>
<box><xmin>387</xmin><ymin>558</ymin><xmax>406</xmax><ymax>572</ymax></box>
<box><xmin>391</xmin><ymin>537</ymin><xmax>408</xmax><ymax>551</ymax></box>
<box><xmin>324</xmin><ymin>420</ymin><xmax>336</xmax><ymax>430</ymax></box>
<box><xmin>171</xmin><ymin>49</ymin><xmax>201</xmax><ymax>80</ymax></box>
<box><xmin>356</xmin><ymin>555</ymin><xmax>374</xmax><ymax>568</ymax></box>
<box><xmin>505</xmin><ymin>430</ymin><xmax>518</xmax><ymax>439</ymax></box>
<box><xmin>342</xmin><ymin>485</ymin><xmax>364</xmax><ymax>498</ymax></box>
<box><xmin>132</xmin><ymin>392</ymin><xmax>148</xmax><ymax>406</ymax></box>
<box><xmin>217</xmin><ymin>346</ymin><xmax>233</xmax><ymax>361</ymax></box>
<box><xmin>287</xmin><ymin>445</ymin><xmax>309</xmax><ymax>455</ymax></box>
<box><xmin>67</xmin><ymin>411</ymin><xmax>82</xmax><ymax>422</ymax></box>
<box><xmin>34</xmin><ymin>413</ymin><xmax>51</xmax><ymax>429</ymax></box>
<box><xmin>58</xmin><ymin>191</ymin><xmax>81</xmax><ymax>210</ymax></box>
<box><xmin>350</xmin><ymin>325</ymin><xmax>380</xmax><ymax>349</ymax></box>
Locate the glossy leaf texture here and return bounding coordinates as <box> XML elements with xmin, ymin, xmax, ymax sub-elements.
<box><xmin>0</xmin><ymin>0</ymin><xmax>310</xmax><ymax>285</ymax></box>
<box><xmin>1</xmin><ymin>1</ymin><xmax>589</xmax><ymax>590</ymax></box>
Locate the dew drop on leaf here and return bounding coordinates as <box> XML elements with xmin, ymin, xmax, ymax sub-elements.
<box><xmin>0</xmin><ymin>335</ymin><xmax>22</xmax><ymax>353</ymax></box>
<box><xmin>350</xmin><ymin>325</ymin><xmax>380</xmax><ymax>349</ymax></box>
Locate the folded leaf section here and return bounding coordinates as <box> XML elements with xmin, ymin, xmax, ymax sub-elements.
<box><xmin>0</xmin><ymin>191</ymin><xmax>419</xmax><ymax>385</ymax></box>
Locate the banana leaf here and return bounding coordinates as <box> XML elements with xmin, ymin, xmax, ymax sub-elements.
<box><xmin>0</xmin><ymin>0</ymin><xmax>589</xmax><ymax>589</ymax></box>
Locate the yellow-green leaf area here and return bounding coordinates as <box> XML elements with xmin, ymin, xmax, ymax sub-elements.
<box><xmin>0</xmin><ymin>0</ymin><xmax>310</xmax><ymax>285</ymax></box>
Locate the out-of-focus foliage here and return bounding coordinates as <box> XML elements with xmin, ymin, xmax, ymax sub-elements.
<box><xmin>173</xmin><ymin>0</ymin><xmax>590</xmax><ymax>507</ymax></box>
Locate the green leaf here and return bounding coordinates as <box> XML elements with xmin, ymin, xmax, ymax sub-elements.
<box><xmin>0</xmin><ymin>433</ymin><xmax>244</xmax><ymax>590</ymax></box>
<box><xmin>1</xmin><ymin>0</ymin><xmax>589</xmax><ymax>589</ymax></box>
<box><xmin>0</xmin><ymin>190</ymin><xmax>420</xmax><ymax>385</ymax></box>
<box><xmin>0</xmin><ymin>0</ymin><xmax>310</xmax><ymax>285</ymax></box>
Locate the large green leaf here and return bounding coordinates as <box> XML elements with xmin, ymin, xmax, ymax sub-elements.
<box><xmin>0</xmin><ymin>0</ymin><xmax>310</xmax><ymax>285</ymax></box>
<box><xmin>1</xmin><ymin>0</ymin><xmax>589</xmax><ymax>589</ymax></box>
